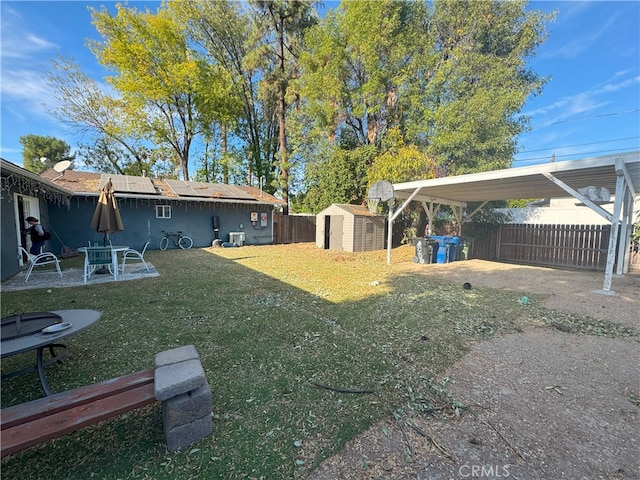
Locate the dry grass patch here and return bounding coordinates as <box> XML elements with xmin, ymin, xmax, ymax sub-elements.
<box><xmin>2</xmin><ymin>244</ymin><xmax>634</xmax><ymax>479</ymax></box>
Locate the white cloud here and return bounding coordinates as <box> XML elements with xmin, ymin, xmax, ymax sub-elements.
<box><xmin>1</xmin><ymin>12</ymin><xmax>59</xmax><ymax>61</ymax></box>
<box><xmin>541</xmin><ymin>8</ymin><xmax>619</xmax><ymax>60</ymax></box>
<box><xmin>524</xmin><ymin>74</ymin><xmax>639</xmax><ymax>126</ymax></box>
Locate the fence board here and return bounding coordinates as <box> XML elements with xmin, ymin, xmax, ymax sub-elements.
<box><xmin>472</xmin><ymin>224</ymin><xmax>613</xmax><ymax>270</ymax></box>
<box><xmin>273</xmin><ymin>214</ymin><xmax>316</xmax><ymax>244</ymax></box>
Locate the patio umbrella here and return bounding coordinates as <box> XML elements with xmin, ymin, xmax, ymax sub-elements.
<box><xmin>90</xmin><ymin>178</ymin><xmax>124</xmax><ymax>246</ymax></box>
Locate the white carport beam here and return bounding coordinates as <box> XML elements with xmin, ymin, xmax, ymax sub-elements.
<box><xmin>541</xmin><ymin>172</ymin><xmax>613</xmax><ymax>222</ymax></box>
<box><xmin>397</xmin><ymin>194</ymin><xmax>466</xmax><ymax>207</ymax></box>
<box><xmin>421</xmin><ymin>202</ymin><xmax>441</xmax><ymax>236</ymax></box>
<box><xmin>387</xmin><ymin>187</ymin><xmax>424</xmax><ymax>264</ymax></box>
<box><xmin>616</xmin><ymin>159</ymin><xmax>637</xmax><ymax>198</ymax></box>
<box><xmin>465</xmin><ymin>201</ymin><xmax>489</xmax><ymax>222</ymax></box>
<box><xmin>602</xmin><ymin>172</ymin><xmax>626</xmax><ymax>292</ymax></box>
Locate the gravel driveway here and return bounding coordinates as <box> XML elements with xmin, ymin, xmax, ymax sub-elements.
<box><xmin>308</xmin><ymin>261</ymin><xmax>639</xmax><ymax>480</ymax></box>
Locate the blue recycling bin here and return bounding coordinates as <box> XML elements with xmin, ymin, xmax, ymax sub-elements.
<box><xmin>428</xmin><ymin>236</ymin><xmax>465</xmax><ymax>263</ymax></box>
<box><xmin>429</xmin><ymin>236</ymin><xmax>451</xmax><ymax>263</ymax></box>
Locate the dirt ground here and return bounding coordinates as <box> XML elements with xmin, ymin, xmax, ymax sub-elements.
<box><xmin>308</xmin><ymin>260</ymin><xmax>640</xmax><ymax>480</ymax></box>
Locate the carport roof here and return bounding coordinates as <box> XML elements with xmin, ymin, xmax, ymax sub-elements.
<box><xmin>392</xmin><ymin>152</ymin><xmax>639</xmax><ymax>204</ymax></box>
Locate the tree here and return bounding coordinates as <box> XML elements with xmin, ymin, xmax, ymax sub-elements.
<box><xmin>367</xmin><ymin>128</ymin><xmax>440</xmax><ymax>184</ymax></box>
<box><xmin>47</xmin><ymin>56</ymin><xmax>164</xmax><ymax>173</ymax></box>
<box><xmin>169</xmin><ymin>0</ymin><xmax>277</xmax><ymax>189</ymax></box>
<box><xmin>299</xmin><ymin>0</ymin><xmax>426</xmax><ymax>148</ymax></box>
<box><xmin>415</xmin><ymin>0</ymin><xmax>553</xmax><ymax>174</ymax></box>
<box><xmin>20</xmin><ymin>135</ymin><xmax>75</xmax><ymax>174</ymax></box>
<box><xmin>249</xmin><ymin>0</ymin><xmax>317</xmax><ymax>214</ymax></box>
<box><xmin>76</xmin><ymin>136</ymin><xmax>173</xmax><ymax>177</ymax></box>
<box><xmin>89</xmin><ymin>3</ymin><xmax>235</xmax><ymax>180</ymax></box>
<box><xmin>296</xmin><ymin>0</ymin><xmax>552</xmax><ymax>207</ymax></box>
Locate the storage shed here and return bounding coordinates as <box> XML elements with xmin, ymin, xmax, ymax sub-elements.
<box><xmin>316</xmin><ymin>204</ymin><xmax>385</xmax><ymax>252</ymax></box>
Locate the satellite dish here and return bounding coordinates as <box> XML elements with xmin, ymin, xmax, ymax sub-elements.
<box><xmin>53</xmin><ymin>160</ymin><xmax>71</xmax><ymax>173</ymax></box>
<box><xmin>368</xmin><ymin>180</ymin><xmax>394</xmax><ymax>202</ymax></box>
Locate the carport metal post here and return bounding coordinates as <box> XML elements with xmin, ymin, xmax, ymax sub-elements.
<box><xmin>387</xmin><ymin>187</ymin><xmax>422</xmax><ymax>264</ymax></box>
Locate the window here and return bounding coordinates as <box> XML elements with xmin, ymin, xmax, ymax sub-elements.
<box><xmin>366</xmin><ymin>220</ymin><xmax>374</xmax><ymax>234</ymax></box>
<box><xmin>156</xmin><ymin>205</ymin><xmax>171</xmax><ymax>219</ymax></box>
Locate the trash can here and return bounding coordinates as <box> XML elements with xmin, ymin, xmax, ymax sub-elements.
<box><xmin>449</xmin><ymin>236</ymin><xmax>464</xmax><ymax>262</ymax></box>
<box><xmin>429</xmin><ymin>236</ymin><xmax>451</xmax><ymax>263</ymax></box>
<box><xmin>412</xmin><ymin>237</ymin><xmax>437</xmax><ymax>264</ymax></box>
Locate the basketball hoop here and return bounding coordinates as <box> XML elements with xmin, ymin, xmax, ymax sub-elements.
<box><xmin>367</xmin><ymin>197</ymin><xmax>380</xmax><ymax>213</ymax></box>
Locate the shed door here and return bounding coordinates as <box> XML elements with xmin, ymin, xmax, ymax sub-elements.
<box><xmin>329</xmin><ymin>215</ymin><xmax>343</xmax><ymax>251</ymax></box>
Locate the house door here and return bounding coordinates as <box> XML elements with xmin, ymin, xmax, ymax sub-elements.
<box><xmin>14</xmin><ymin>194</ymin><xmax>40</xmax><ymax>265</ymax></box>
<box><xmin>329</xmin><ymin>215</ymin><xmax>343</xmax><ymax>251</ymax></box>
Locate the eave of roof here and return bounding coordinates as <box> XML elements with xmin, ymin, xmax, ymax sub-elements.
<box><xmin>39</xmin><ymin>169</ymin><xmax>283</xmax><ymax>206</ymax></box>
<box><xmin>392</xmin><ymin>152</ymin><xmax>640</xmax><ymax>204</ymax></box>
<box><xmin>1</xmin><ymin>159</ymin><xmax>74</xmax><ymax>196</ymax></box>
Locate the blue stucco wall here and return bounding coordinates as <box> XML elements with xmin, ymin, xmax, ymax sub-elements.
<box><xmin>1</xmin><ymin>188</ymin><xmax>21</xmax><ymax>280</ymax></box>
<box><xmin>47</xmin><ymin>197</ymin><xmax>275</xmax><ymax>253</ymax></box>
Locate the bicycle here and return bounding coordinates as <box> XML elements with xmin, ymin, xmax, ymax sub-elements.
<box><xmin>159</xmin><ymin>231</ymin><xmax>193</xmax><ymax>250</ymax></box>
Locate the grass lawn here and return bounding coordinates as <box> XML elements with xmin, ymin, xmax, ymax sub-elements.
<box><xmin>0</xmin><ymin>243</ymin><xmax>604</xmax><ymax>479</ymax></box>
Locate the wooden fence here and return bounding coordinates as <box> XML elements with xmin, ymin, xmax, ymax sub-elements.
<box><xmin>273</xmin><ymin>214</ymin><xmax>316</xmax><ymax>244</ymax></box>
<box><xmin>471</xmin><ymin>224</ymin><xmax>614</xmax><ymax>270</ymax></box>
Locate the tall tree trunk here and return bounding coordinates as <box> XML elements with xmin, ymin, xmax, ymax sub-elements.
<box><xmin>221</xmin><ymin>123</ymin><xmax>229</xmax><ymax>184</ymax></box>
<box><xmin>278</xmin><ymin>18</ymin><xmax>289</xmax><ymax>215</ymax></box>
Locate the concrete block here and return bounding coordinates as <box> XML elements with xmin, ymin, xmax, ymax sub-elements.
<box><xmin>163</xmin><ymin>383</ymin><xmax>212</xmax><ymax>430</ymax></box>
<box><xmin>165</xmin><ymin>414</ymin><xmax>213</xmax><ymax>452</ymax></box>
<box><xmin>155</xmin><ymin>359</ymin><xmax>205</xmax><ymax>401</ymax></box>
<box><xmin>155</xmin><ymin>344</ymin><xmax>199</xmax><ymax>368</ymax></box>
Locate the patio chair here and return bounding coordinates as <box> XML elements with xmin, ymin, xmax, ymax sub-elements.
<box><xmin>19</xmin><ymin>247</ymin><xmax>63</xmax><ymax>283</ymax></box>
<box><xmin>121</xmin><ymin>241</ymin><xmax>150</xmax><ymax>274</ymax></box>
<box><xmin>83</xmin><ymin>247</ymin><xmax>114</xmax><ymax>284</ymax></box>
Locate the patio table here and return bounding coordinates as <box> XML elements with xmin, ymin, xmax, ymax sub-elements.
<box><xmin>1</xmin><ymin>309</ymin><xmax>101</xmax><ymax>396</ymax></box>
<box><xmin>78</xmin><ymin>246</ymin><xmax>128</xmax><ymax>280</ymax></box>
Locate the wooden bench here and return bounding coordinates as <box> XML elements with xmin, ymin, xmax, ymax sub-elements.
<box><xmin>1</xmin><ymin>369</ymin><xmax>156</xmax><ymax>458</ymax></box>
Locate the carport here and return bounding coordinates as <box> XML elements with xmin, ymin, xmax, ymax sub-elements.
<box><xmin>379</xmin><ymin>152</ymin><xmax>640</xmax><ymax>294</ymax></box>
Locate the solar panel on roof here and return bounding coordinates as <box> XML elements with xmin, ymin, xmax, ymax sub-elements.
<box><xmin>165</xmin><ymin>179</ymin><xmax>211</xmax><ymax>197</ymax></box>
<box><xmin>207</xmin><ymin>183</ymin><xmax>253</xmax><ymax>199</ymax></box>
<box><xmin>99</xmin><ymin>174</ymin><xmax>156</xmax><ymax>194</ymax></box>
<box><xmin>166</xmin><ymin>179</ymin><xmax>255</xmax><ymax>199</ymax></box>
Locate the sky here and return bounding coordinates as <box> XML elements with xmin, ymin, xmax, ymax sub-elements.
<box><xmin>1</xmin><ymin>1</ymin><xmax>639</xmax><ymax>173</ymax></box>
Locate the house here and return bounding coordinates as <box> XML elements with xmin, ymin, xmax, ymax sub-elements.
<box><xmin>39</xmin><ymin>168</ymin><xmax>282</xmax><ymax>252</ymax></box>
<box><xmin>497</xmin><ymin>197</ymin><xmax>640</xmax><ymax>225</ymax></box>
<box><xmin>1</xmin><ymin>159</ymin><xmax>73</xmax><ymax>280</ymax></box>
<box><xmin>1</xmin><ymin>158</ymin><xmax>281</xmax><ymax>280</ymax></box>
<box><xmin>315</xmin><ymin>203</ymin><xmax>385</xmax><ymax>252</ymax></box>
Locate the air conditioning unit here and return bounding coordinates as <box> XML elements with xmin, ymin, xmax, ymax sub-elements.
<box><xmin>229</xmin><ymin>232</ymin><xmax>245</xmax><ymax>246</ymax></box>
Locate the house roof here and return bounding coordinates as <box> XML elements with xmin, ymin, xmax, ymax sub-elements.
<box><xmin>40</xmin><ymin>170</ymin><xmax>282</xmax><ymax>206</ymax></box>
<box><xmin>320</xmin><ymin>203</ymin><xmax>384</xmax><ymax>217</ymax></box>
<box><xmin>392</xmin><ymin>152</ymin><xmax>640</xmax><ymax>205</ymax></box>
<box><xmin>1</xmin><ymin>158</ymin><xmax>73</xmax><ymax>205</ymax></box>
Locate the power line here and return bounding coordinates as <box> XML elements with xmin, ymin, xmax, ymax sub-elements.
<box><xmin>549</xmin><ymin>109</ymin><xmax>640</xmax><ymax>125</ymax></box>
<box><xmin>514</xmin><ymin>146</ymin><xmax>639</xmax><ymax>163</ymax></box>
<box><xmin>519</xmin><ymin>136</ymin><xmax>639</xmax><ymax>154</ymax></box>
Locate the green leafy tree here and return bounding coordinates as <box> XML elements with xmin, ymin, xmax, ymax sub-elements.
<box><xmin>296</xmin><ymin>0</ymin><xmax>552</xmax><ymax>207</ymax></box>
<box><xmin>170</xmin><ymin>0</ymin><xmax>277</xmax><ymax>189</ymax></box>
<box><xmin>89</xmin><ymin>3</ymin><xmax>234</xmax><ymax>181</ymax></box>
<box><xmin>299</xmin><ymin>0</ymin><xmax>424</xmax><ymax>148</ymax></box>
<box><xmin>47</xmin><ymin>56</ymin><xmax>167</xmax><ymax>173</ymax></box>
<box><xmin>248</xmin><ymin>0</ymin><xmax>317</xmax><ymax>214</ymax></box>
<box><xmin>76</xmin><ymin>136</ymin><xmax>173</xmax><ymax>177</ymax></box>
<box><xmin>20</xmin><ymin>134</ymin><xmax>75</xmax><ymax>174</ymax></box>
<box><xmin>416</xmin><ymin>0</ymin><xmax>553</xmax><ymax>174</ymax></box>
<box><xmin>368</xmin><ymin>128</ymin><xmax>439</xmax><ymax>184</ymax></box>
